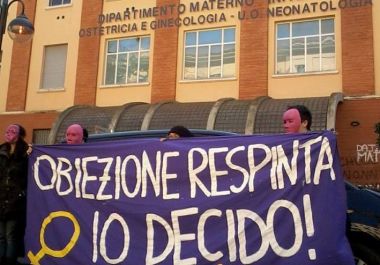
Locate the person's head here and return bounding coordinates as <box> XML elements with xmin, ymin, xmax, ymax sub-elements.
<box><xmin>65</xmin><ymin>124</ymin><xmax>85</xmax><ymax>144</ymax></box>
<box><xmin>282</xmin><ymin>105</ymin><xmax>312</xmax><ymax>133</ymax></box>
<box><xmin>4</xmin><ymin>124</ymin><xmax>26</xmax><ymax>144</ymax></box>
<box><xmin>167</xmin><ymin>125</ymin><xmax>193</xmax><ymax>139</ymax></box>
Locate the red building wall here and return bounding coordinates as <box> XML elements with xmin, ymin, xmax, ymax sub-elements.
<box><xmin>336</xmin><ymin>98</ymin><xmax>380</xmax><ymax>188</ymax></box>
<box><xmin>0</xmin><ymin>112</ymin><xmax>58</xmax><ymax>143</ymax></box>
<box><xmin>74</xmin><ymin>1</ymin><xmax>103</xmax><ymax>105</ymax></box>
<box><xmin>341</xmin><ymin>4</ymin><xmax>375</xmax><ymax>95</ymax></box>
<box><xmin>151</xmin><ymin>0</ymin><xmax>180</xmax><ymax>103</ymax></box>
<box><xmin>239</xmin><ymin>2</ymin><xmax>268</xmax><ymax>99</ymax></box>
<box><xmin>6</xmin><ymin>0</ymin><xmax>36</xmax><ymax>111</ymax></box>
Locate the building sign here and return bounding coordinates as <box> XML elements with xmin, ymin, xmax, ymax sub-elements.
<box><xmin>79</xmin><ymin>0</ymin><xmax>372</xmax><ymax>37</ymax></box>
<box><xmin>25</xmin><ymin>131</ymin><xmax>354</xmax><ymax>264</ymax></box>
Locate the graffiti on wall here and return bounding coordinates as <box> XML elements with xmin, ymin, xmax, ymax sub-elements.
<box><xmin>341</xmin><ymin>144</ymin><xmax>380</xmax><ymax>191</ymax></box>
<box><xmin>356</xmin><ymin>144</ymin><xmax>380</xmax><ymax>163</ymax></box>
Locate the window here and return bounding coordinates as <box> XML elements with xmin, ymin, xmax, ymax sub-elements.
<box><xmin>276</xmin><ymin>18</ymin><xmax>335</xmax><ymax>74</ymax></box>
<box><xmin>104</xmin><ymin>36</ymin><xmax>150</xmax><ymax>85</ymax></box>
<box><xmin>183</xmin><ymin>28</ymin><xmax>236</xmax><ymax>80</ymax></box>
<box><xmin>41</xmin><ymin>44</ymin><xmax>68</xmax><ymax>89</ymax></box>
<box><xmin>32</xmin><ymin>129</ymin><xmax>51</xmax><ymax>144</ymax></box>
<box><xmin>49</xmin><ymin>0</ymin><xmax>71</xmax><ymax>6</ymax></box>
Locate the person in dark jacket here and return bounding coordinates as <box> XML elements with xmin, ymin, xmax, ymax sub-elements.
<box><xmin>0</xmin><ymin>124</ymin><xmax>29</xmax><ymax>265</ymax></box>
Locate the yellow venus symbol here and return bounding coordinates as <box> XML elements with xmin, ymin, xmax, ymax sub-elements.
<box><xmin>27</xmin><ymin>211</ymin><xmax>80</xmax><ymax>265</ymax></box>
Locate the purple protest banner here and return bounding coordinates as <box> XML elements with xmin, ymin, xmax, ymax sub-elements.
<box><xmin>25</xmin><ymin>131</ymin><xmax>354</xmax><ymax>264</ymax></box>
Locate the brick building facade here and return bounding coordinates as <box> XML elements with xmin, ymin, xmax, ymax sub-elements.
<box><xmin>0</xmin><ymin>0</ymin><xmax>379</xmax><ymax>187</ymax></box>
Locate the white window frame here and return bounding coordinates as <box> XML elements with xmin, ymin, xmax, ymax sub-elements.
<box><xmin>183</xmin><ymin>27</ymin><xmax>236</xmax><ymax>80</ymax></box>
<box><xmin>275</xmin><ymin>18</ymin><xmax>336</xmax><ymax>75</ymax></box>
<box><xmin>40</xmin><ymin>44</ymin><xmax>68</xmax><ymax>90</ymax></box>
<box><xmin>103</xmin><ymin>36</ymin><xmax>150</xmax><ymax>86</ymax></box>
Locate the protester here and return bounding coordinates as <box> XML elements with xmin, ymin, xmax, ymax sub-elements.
<box><xmin>282</xmin><ymin>105</ymin><xmax>312</xmax><ymax>133</ymax></box>
<box><xmin>64</xmin><ymin>124</ymin><xmax>87</xmax><ymax>144</ymax></box>
<box><xmin>18</xmin><ymin>124</ymin><xmax>88</xmax><ymax>265</ymax></box>
<box><xmin>282</xmin><ymin>105</ymin><xmax>353</xmax><ymax>243</ymax></box>
<box><xmin>0</xmin><ymin>124</ymin><xmax>29</xmax><ymax>265</ymax></box>
<box><xmin>27</xmin><ymin>124</ymin><xmax>88</xmax><ymax>156</ymax></box>
<box><xmin>166</xmin><ymin>125</ymin><xmax>194</xmax><ymax>139</ymax></box>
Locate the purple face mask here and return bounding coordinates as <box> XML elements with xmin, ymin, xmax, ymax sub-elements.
<box><xmin>282</xmin><ymin>109</ymin><xmax>302</xmax><ymax>133</ymax></box>
<box><xmin>5</xmin><ymin>124</ymin><xmax>20</xmax><ymax>143</ymax></box>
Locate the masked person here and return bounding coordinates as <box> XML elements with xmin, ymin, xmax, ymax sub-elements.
<box><xmin>27</xmin><ymin>124</ymin><xmax>88</xmax><ymax>154</ymax></box>
<box><xmin>64</xmin><ymin>124</ymin><xmax>87</xmax><ymax>144</ymax></box>
<box><xmin>0</xmin><ymin>124</ymin><xmax>29</xmax><ymax>265</ymax></box>
<box><xmin>282</xmin><ymin>105</ymin><xmax>312</xmax><ymax>133</ymax></box>
<box><xmin>18</xmin><ymin>123</ymin><xmax>88</xmax><ymax>265</ymax></box>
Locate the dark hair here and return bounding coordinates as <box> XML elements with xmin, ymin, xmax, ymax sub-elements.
<box><xmin>168</xmin><ymin>126</ymin><xmax>194</xmax><ymax>137</ymax></box>
<box><xmin>287</xmin><ymin>105</ymin><xmax>312</xmax><ymax>131</ymax></box>
<box><xmin>10</xmin><ymin>124</ymin><xmax>28</xmax><ymax>158</ymax></box>
<box><xmin>15</xmin><ymin>124</ymin><xmax>26</xmax><ymax>139</ymax></box>
<box><xmin>83</xmin><ymin>128</ymin><xmax>88</xmax><ymax>142</ymax></box>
